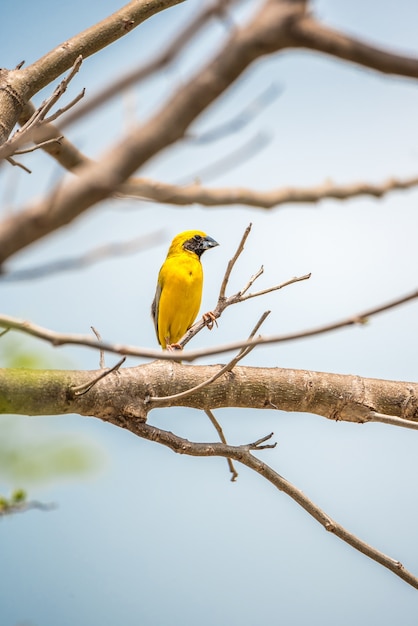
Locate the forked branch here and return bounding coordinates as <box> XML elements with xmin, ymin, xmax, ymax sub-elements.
<box><xmin>179</xmin><ymin>224</ymin><xmax>311</xmax><ymax>348</ymax></box>
<box><xmin>128</xmin><ymin>419</ymin><xmax>418</xmax><ymax>590</ymax></box>
<box><xmin>0</xmin><ymin>57</ymin><xmax>84</xmax><ymax>162</ymax></box>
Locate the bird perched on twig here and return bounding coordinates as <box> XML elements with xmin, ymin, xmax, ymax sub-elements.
<box><xmin>151</xmin><ymin>230</ymin><xmax>219</xmax><ymax>350</ymax></box>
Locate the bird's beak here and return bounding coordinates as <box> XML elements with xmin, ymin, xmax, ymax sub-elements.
<box><xmin>203</xmin><ymin>236</ymin><xmax>219</xmax><ymax>250</ymax></box>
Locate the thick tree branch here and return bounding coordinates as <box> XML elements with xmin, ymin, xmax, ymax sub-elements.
<box><xmin>1</xmin><ymin>362</ymin><xmax>418</xmax><ymax>426</ymax></box>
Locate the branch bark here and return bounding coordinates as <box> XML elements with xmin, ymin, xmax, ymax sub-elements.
<box><xmin>1</xmin><ymin>362</ymin><xmax>418</xmax><ymax>426</ymax></box>
<box><xmin>290</xmin><ymin>15</ymin><xmax>418</xmax><ymax>78</ymax></box>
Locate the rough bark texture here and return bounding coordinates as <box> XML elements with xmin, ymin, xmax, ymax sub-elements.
<box><xmin>1</xmin><ymin>362</ymin><xmax>417</xmax><ymax>427</ymax></box>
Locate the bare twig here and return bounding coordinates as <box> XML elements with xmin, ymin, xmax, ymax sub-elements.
<box><xmin>43</xmin><ymin>89</ymin><xmax>85</xmax><ymax>124</ymax></box>
<box><xmin>5</xmin><ymin>156</ymin><xmax>32</xmax><ymax>173</ymax></box>
<box><xmin>0</xmin><ymin>57</ymin><xmax>83</xmax><ymax>161</ymax></box>
<box><xmin>128</xmin><ymin>420</ymin><xmax>418</xmax><ymax>590</ymax></box>
<box><xmin>366</xmin><ymin>411</ymin><xmax>418</xmax><ymax>431</ymax></box>
<box><xmin>180</xmin><ymin>225</ymin><xmax>310</xmax><ymax>348</ymax></box>
<box><xmin>201</xmin><ymin>313</ymin><xmax>271</xmax><ymax>482</ymax></box>
<box><xmin>240</xmin><ymin>273</ymin><xmax>312</xmax><ymax>302</ymax></box>
<box><xmin>91</xmin><ymin>326</ymin><xmax>106</xmax><ymax>369</ymax></box>
<box><xmin>175</xmin><ymin>132</ymin><xmax>271</xmax><ymax>185</ymax></box>
<box><xmin>205</xmin><ymin>409</ymin><xmax>238</xmax><ymax>481</ymax></box>
<box><xmin>185</xmin><ymin>83</ymin><xmax>281</xmax><ymax>144</ymax></box>
<box><xmin>219</xmin><ymin>223</ymin><xmax>253</xmax><ymax>301</ymax></box>
<box><xmin>148</xmin><ymin>311</ymin><xmax>270</xmax><ymax>403</ymax></box>
<box><xmin>71</xmin><ymin>356</ymin><xmax>126</xmax><ymax>396</ymax></box>
<box><xmin>0</xmin><ymin>287</ymin><xmax>417</xmax><ymax>362</ymax></box>
<box><xmin>12</xmin><ymin>136</ymin><xmax>63</xmax><ymax>155</ymax></box>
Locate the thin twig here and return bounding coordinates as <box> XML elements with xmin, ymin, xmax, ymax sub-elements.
<box><xmin>148</xmin><ymin>311</ymin><xmax>270</xmax><ymax>404</ymax></box>
<box><xmin>240</xmin><ymin>273</ymin><xmax>312</xmax><ymax>302</ymax></box>
<box><xmin>185</xmin><ymin>83</ymin><xmax>281</xmax><ymax>144</ymax></box>
<box><xmin>44</xmin><ymin>89</ymin><xmax>85</xmax><ymax>124</ymax></box>
<box><xmin>0</xmin><ymin>56</ymin><xmax>83</xmax><ymax>162</ymax></box>
<box><xmin>239</xmin><ymin>265</ymin><xmax>264</xmax><ymax>297</ymax></box>
<box><xmin>5</xmin><ymin>157</ymin><xmax>31</xmax><ymax>173</ymax></box>
<box><xmin>180</xmin><ymin>224</ymin><xmax>310</xmax><ymax>348</ymax></box>
<box><xmin>91</xmin><ymin>326</ymin><xmax>105</xmax><ymax>369</ymax></box>
<box><xmin>13</xmin><ymin>136</ymin><xmax>63</xmax><ymax>155</ymax></box>
<box><xmin>175</xmin><ymin>132</ymin><xmax>271</xmax><ymax>185</ymax></box>
<box><xmin>205</xmin><ymin>408</ymin><xmax>238</xmax><ymax>481</ymax></box>
<box><xmin>219</xmin><ymin>223</ymin><xmax>252</xmax><ymax>301</ymax></box>
<box><xmin>71</xmin><ymin>357</ymin><xmax>126</xmax><ymax>396</ymax></box>
<box><xmin>38</xmin><ymin>56</ymin><xmax>83</xmax><ymax>121</ymax></box>
<box><xmin>367</xmin><ymin>411</ymin><xmax>418</xmax><ymax>430</ymax></box>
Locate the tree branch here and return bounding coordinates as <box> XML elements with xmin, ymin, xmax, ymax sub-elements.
<box><xmin>290</xmin><ymin>15</ymin><xmax>418</xmax><ymax>78</ymax></box>
<box><xmin>204</xmin><ymin>408</ymin><xmax>239</xmax><ymax>481</ymax></box>
<box><xmin>120</xmin><ymin>420</ymin><xmax>418</xmax><ymax>590</ymax></box>
<box><xmin>59</xmin><ymin>0</ymin><xmax>239</xmax><ymax>129</ymax></box>
<box><xmin>1</xmin><ymin>362</ymin><xmax>418</xmax><ymax>427</ymax></box>
<box><xmin>120</xmin><ymin>174</ymin><xmax>418</xmax><ymax>208</ymax></box>
<box><xmin>4</xmin><ymin>0</ymin><xmax>418</xmax><ymax>265</ymax></box>
<box><xmin>0</xmin><ymin>0</ymin><xmax>185</xmax><ymax>144</ymax></box>
<box><xmin>0</xmin><ymin>57</ymin><xmax>83</xmax><ymax>161</ymax></box>
<box><xmin>0</xmin><ymin>286</ymin><xmax>417</xmax><ymax>362</ymax></box>
<box><xmin>0</xmin><ymin>230</ymin><xmax>164</xmax><ymax>281</ymax></box>
<box><xmin>0</xmin><ymin>0</ymin><xmax>307</xmax><ymax>265</ymax></box>
<box><xmin>18</xmin><ymin>102</ymin><xmax>418</xmax><ymax>216</ymax></box>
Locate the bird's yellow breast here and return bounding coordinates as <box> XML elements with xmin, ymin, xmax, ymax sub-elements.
<box><xmin>156</xmin><ymin>251</ymin><xmax>203</xmax><ymax>348</ymax></box>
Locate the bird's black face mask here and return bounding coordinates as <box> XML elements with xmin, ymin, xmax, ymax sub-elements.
<box><xmin>183</xmin><ymin>234</ymin><xmax>219</xmax><ymax>258</ymax></box>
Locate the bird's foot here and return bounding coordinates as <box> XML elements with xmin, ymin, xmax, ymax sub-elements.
<box><xmin>202</xmin><ymin>311</ymin><xmax>218</xmax><ymax>330</ymax></box>
<box><xmin>166</xmin><ymin>342</ymin><xmax>183</xmax><ymax>351</ymax></box>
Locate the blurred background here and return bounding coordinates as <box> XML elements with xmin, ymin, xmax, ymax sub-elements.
<box><xmin>1</xmin><ymin>0</ymin><xmax>418</xmax><ymax>623</ymax></box>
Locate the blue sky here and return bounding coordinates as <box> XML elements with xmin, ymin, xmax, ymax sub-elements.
<box><xmin>2</xmin><ymin>1</ymin><xmax>418</xmax><ymax>624</ymax></box>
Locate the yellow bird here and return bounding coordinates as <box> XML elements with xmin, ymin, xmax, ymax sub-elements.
<box><xmin>151</xmin><ymin>230</ymin><xmax>219</xmax><ymax>349</ymax></box>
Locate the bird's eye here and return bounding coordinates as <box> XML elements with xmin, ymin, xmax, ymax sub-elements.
<box><xmin>194</xmin><ymin>235</ymin><xmax>202</xmax><ymax>242</ymax></box>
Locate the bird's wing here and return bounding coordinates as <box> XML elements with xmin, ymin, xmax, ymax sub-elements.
<box><xmin>151</xmin><ymin>281</ymin><xmax>162</xmax><ymax>341</ymax></box>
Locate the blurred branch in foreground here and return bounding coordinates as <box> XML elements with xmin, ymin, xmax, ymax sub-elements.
<box><xmin>0</xmin><ymin>230</ymin><xmax>164</xmax><ymax>282</ymax></box>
